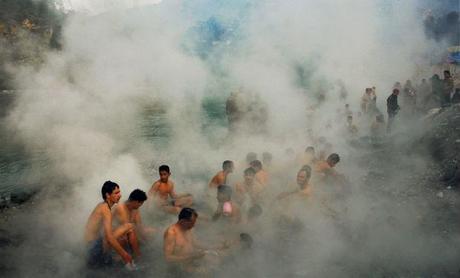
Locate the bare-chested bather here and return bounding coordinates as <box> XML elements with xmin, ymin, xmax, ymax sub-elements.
<box><xmin>235</xmin><ymin>167</ymin><xmax>265</xmax><ymax>206</ymax></box>
<box><xmin>149</xmin><ymin>165</ymin><xmax>193</xmax><ymax>214</ymax></box>
<box><xmin>113</xmin><ymin>189</ymin><xmax>154</xmax><ymax>259</ymax></box>
<box><xmin>84</xmin><ymin>181</ymin><xmax>134</xmax><ymax>268</ymax></box>
<box><xmin>213</xmin><ymin>185</ymin><xmax>241</xmax><ymax>224</ymax></box>
<box><xmin>277</xmin><ymin>166</ymin><xmax>313</xmax><ymax>200</ymax></box>
<box><xmin>249</xmin><ymin>160</ymin><xmax>269</xmax><ymax>187</ymax></box>
<box><xmin>163</xmin><ymin>208</ymin><xmax>207</xmax><ymax>274</ymax></box>
<box><xmin>208</xmin><ymin>160</ymin><xmax>234</xmax><ymax>189</ymax></box>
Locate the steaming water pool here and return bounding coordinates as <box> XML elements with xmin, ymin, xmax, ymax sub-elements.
<box><xmin>0</xmin><ymin>91</ymin><xmax>228</xmax><ymax>199</ymax></box>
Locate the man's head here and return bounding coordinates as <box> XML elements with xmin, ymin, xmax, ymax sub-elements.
<box><xmin>262</xmin><ymin>152</ymin><xmax>272</xmax><ymax>166</ymax></box>
<box><xmin>327</xmin><ymin>153</ymin><xmax>340</xmax><ymax>167</ymax></box>
<box><xmin>246</xmin><ymin>152</ymin><xmax>257</xmax><ymax>164</ymax></box>
<box><xmin>101</xmin><ymin>181</ymin><xmax>121</xmax><ymax>203</ymax></box>
<box><xmin>248</xmin><ymin>204</ymin><xmax>263</xmax><ymax>220</ymax></box>
<box><xmin>128</xmin><ymin>189</ymin><xmax>147</xmax><ymax>209</ymax></box>
<box><xmin>345</xmin><ymin>104</ymin><xmax>350</xmax><ymax>109</ymax></box>
<box><xmin>178</xmin><ymin>207</ymin><xmax>198</xmax><ymax>230</ymax></box>
<box><xmin>444</xmin><ymin>70</ymin><xmax>451</xmax><ymax>79</ymax></box>
<box><xmin>244</xmin><ymin>167</ymin><xmax>256</xmax><ymax>184</ymax></box>
<box><xmin>239</xmin><ymin>233</ymin><xmax>253</xmax><ymax>250</ymax></box>
<box><xmin>250</xmin><ymin>160</ymin><xmax>262</xmax><ymax>172</ymax></box>
<box><xmin>297</xmin><ymin>166</ymin><xmax>311</xmax><ymax>189</ymax></box>
<box><xmin>347</xmin><ymin>115</ymin><xmax>353</xmax><ymax>125</ymax></box>
<box><xmin>422</xmin><ymin>78</ymin><xmax>426</xmax><ymax>83</ymax></box>
<box><xmin>305</xmin><ymin>146</ymin><xmax>315</xmax><ymax>154</ymax></box>
<box><xmin>159</xmin><ymin>165</ymin><xmax>171</xmax><ymax>183</ymax></box>
<box><xmin>222</xmin><ymin>160</ymin><xmax>234</xmax><ymax>173</ymax></box>
<box><xmin>392</xmin><ymin>88</ymin><xmax>400</xmax><ymax>95</ymax></box>
<box><xmin>217</xmin><ymin>185</ymin><xmax>232</xmax><ymax>203</ymax></box>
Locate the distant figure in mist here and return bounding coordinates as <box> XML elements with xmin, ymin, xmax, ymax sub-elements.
<box><xmin>277</xmin><ymin>166</ymin><xmax>313</xmax><ymax>200</ymax></box>
<box><xmin>442</xmin><ymin>70</ymin><xmax>454</xmax><ymax>106</ymax></box>
<box><xmin>250</xmin><ymin>159</ymin><xmax>269</xmax><ymax>187</ymax></box>
<box><xmin>235</xmin><ymin>167</ymin><xmax>264</xmax><ymax>206</ymax></box>
<box><xmin>262</xmin><ymin>152</ymin><xmax>273</xmax><ymax>170</ymax></box>
<box><xmin>315</xmin><ymin>153</ymin><xmax>341</xmax><ymax>181</ymax></box>
<box><xmin>370</xmin><ymin>114</ymin><xmax>386</xmax><ymax>138</ymax></box>
<box><xmin>84</xmin><ymin>181</ymin><xmax>134</xmax><ymax>268</ymax></box>
<box><xmin>212</xmin><ymin>185</ymin><xmax>241</xmax><ymax>224</ymax></box>
<box><xmin>297</xmin><ymin>146</ymin><xmax>317</xmax><ymax>167</ymax></box>
<box><xmin>148</xmin><ymin>165</ymin><xmax>193</xmax><ymax>214</ymax></box>
<box><xmin>226</xmin><ymin>91</ymin><xmax>244</xmax><ymax>132</ymax></box>
<box><xmin>386</xmin><ymin>88</ymin><xmax>400</xmax><ymax>133</ymax></box>
<box><xmin>346</xmin><ymin>115</ymin><xmax>359</xmax><ymax>137</ymax></box>
<box><xmin>403</xmin><ymin>80</ymin><xmax>416</xmax><ymax>114</ymax></box>
<box><xmin>208</xmin><ymin>160</ymin><xmax>234</xmax><ymax>189</ymax></box>
<box><xmin>245</xmin><ymin>152</ymin><xmax>257</xmax><ymax>167</ymax></box>
<box><xmin>113</xmin><ymin>189</ymin><xmax>155</xmax><ymax>259</ymax></box>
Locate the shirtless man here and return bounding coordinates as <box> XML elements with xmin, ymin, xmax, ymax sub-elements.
<box><xmin>249</xmin><ymin>160</ymin><xmax>269</xmax><ymax>187</ymax></box>
<box><xmin>297</xmin><ymin>146</ymin><xmax>317</xmax><ymax>167</ymax></box>
<box><xmin>315</xmin><ymin>153</ymin><xmax>341</xmax><ymax>181</ymax></box>
<box><xmin>235</xmin><ymin>167</ymin><xmax>264</xmax><ymax>206</ymax></box>
<box><xmin>149</xmin><ymin>165</ymin><xmax>193</xmax><ymax>214</ymax></box>
<box><xmin>208</xmin><ymin>160</ymin><xmax>234</xmax><ymax>189</ymax></box>
<box><xmin>163</xmin><ymin>208</ymin><xmax>207</xmax><ymax>274</ymax></box>
<box><xmin>84</xmin><ymin>181</ymin><xmax>134</xmax><ymax>268</ymax></box>
<box><xmin>212</xmin><ymin>185</ymin><xmax>241</xmax><ymax>224</ymax></box>
<box><xmin>277</xmin><ymin>166</ymin><xmax>313</xmax><ymax>200</ymax></box>
<box><xmin>113</xmin><ymin>189</ymin><xmax>154</xmax><ymax>259</ymax></box>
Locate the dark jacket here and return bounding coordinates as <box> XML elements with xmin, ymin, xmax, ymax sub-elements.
<box><xmin>387</xmin><ymin>94</ymin><xmax>400</xmax><ymax>114</ymax></box>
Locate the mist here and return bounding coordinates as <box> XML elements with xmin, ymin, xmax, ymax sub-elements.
<box><xmin>1</xmin><ymin>0</ymin><xmax>459</xmax><ymax>277</ymax></box>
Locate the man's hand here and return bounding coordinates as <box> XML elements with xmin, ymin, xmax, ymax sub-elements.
<box><xmin>122</xmin><ymin>252</ymin><xmax>133</xmax><ymax>264</ymax></box>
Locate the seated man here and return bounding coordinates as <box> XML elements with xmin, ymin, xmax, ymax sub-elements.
<box><xmin>297</xmin><ymin>146</ymin><xmax>317</xmax><ymax>167</ymax></box>
<box><xmin>113</xmin><ymin>189</ymin><xmax>154</xmax><ymax>259</ymax></box>
<box><xmin>234</xmin><ymin>167</ymin><xmax>265</xmax><ymax>206</ymax></box>
<box><xmin>277</xmin><ymin>166</ymin><xmax>313</xmax><ymax>200</ymax></box>
<box><xmin>208</xmin><ymin>160</ymin><xmax>234</xmax><ymax>189</ymax></box>
<box><xmin>314</xmin><ymin>153</ymin><xmax>340</xmax><ymax>180</ymax></box>
<box><xmin>249</xmin><ymin>160</ymin><xmax>269</xmax><ymax>187</ymax></box>
<box><xmin>149</xmin><ymin>165</ymin><xmax>193</xmax><ymax>214</ymax></box>
<box><xmin>212</xmin><ymin>185</ymin><xmax>241</xmax><ymax>224</ymax></box>
<box><xmin>84</xmin><ymin>181</ymin><xmax>134</xmax><ymax>268</ymax></box>
<box><xmin>163</xmin><ymin>208</ymin><xmax>207</xmax><ymax>274</ymax></box>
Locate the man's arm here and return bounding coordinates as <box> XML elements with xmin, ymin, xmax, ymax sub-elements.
<box><xmin>102</xmin><ymin>207</ymin><xmax>133</xmax><ymax>264</ymax></box>
<box><xmin>115</xmin><ymin>206</ymin><xmax>141</xmax><ymax>258</ymax></box>
<box><xmin>163</xmin><ymin>228</ymin><xmax>204</xmax><ymax>263</ymax></box>
<box><xmin>148</xmin><ymin>182</ymin><xmax>159</xmax><ymax>198</ymax></box>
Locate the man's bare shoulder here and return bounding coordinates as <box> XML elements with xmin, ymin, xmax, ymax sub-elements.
<box><xmin>164</xmin><ymin>224</ymin><xmax>178</xmax><ymax>237</ymax></box>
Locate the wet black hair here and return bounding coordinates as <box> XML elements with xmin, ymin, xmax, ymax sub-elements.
<box><xmin>327</xmin><ymin>153</ymin><xmax>340</xmax><ymax>164</ymax></box>
<box><xmin>222</xmin><ymin>160</ymin><xmax>234</xmax><ymax>171</ymax></box>
<box><xmin>240</xmin><ymin>233</ymin><xmax>253</xmax><ymax>249</ymax></box>
<box><xmin>159</xmin><ymin>165</ymin><xmax>170</xmax><ymax>173</ymax></box>
<box><xmin>178</xmin><ymin>207</ymin><xmax>198</xmax><ymax>221</ymax></box>
<box><xmin>101</xmin><ymin>181</ymin><xmax>119</xmax><ymax>200</ymax></box>
<box><xmin>244</xmin><ymin>167</ymin><xmax>256</xmax><ymax>176</ymax></box>
<box><xmin>128</xmin><ymin>189</ymin><xmax>147</xmax><ymax>202</ymax></box>
<box><xmin>248</xmin><ymin>204</ymin><xmax>263</xmax><ymax>219</ymax></box>
<box><xmin>250</xmin><ymin>160</ymin><xmax>262</xmax><ymax>170</ymax></box>
<box><xmin>305</xmin><ymin>146</ymin><xmax>315</xmax><ymax>153</ymax></box>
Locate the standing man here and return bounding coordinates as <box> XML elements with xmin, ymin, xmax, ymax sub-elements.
<box><xmin>84</xmin><ymin>181</ymin><xmax>134</xmax><ymax>268</ymax></box>
<box><xmin>387</xmin><ymin>88</ymin><xmax>400</xmax><ymax>133</ymax></box>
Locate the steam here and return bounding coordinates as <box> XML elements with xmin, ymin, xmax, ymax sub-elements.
<box><xmin>3</xmin><ymin>0</ymin><xmax>459</xmax><ymax>277</ymax></box>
